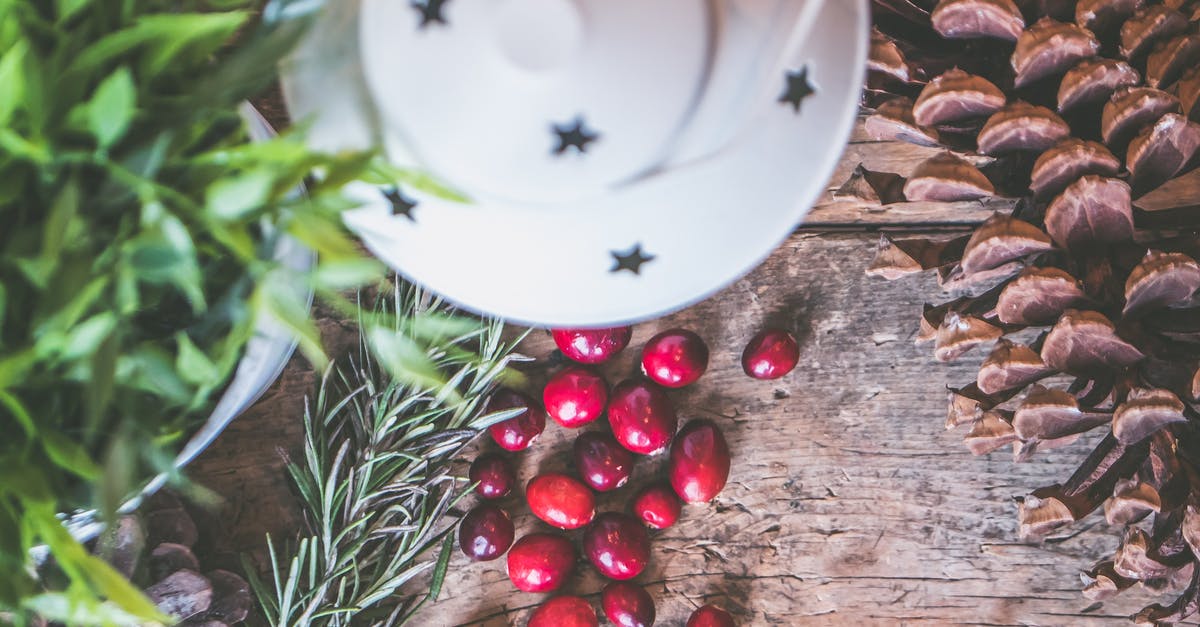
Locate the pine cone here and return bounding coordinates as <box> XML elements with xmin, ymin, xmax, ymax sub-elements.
<box><xmin>866</xmin><ymin>1</ymin><xmax>1200</xmax><ymax>624</ymax></box>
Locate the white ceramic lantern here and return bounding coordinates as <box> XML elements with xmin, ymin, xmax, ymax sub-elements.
<box><xmin>283</xmin><ymin>0</ymin><xmax>868</xmax><ymax>326</ymax></box>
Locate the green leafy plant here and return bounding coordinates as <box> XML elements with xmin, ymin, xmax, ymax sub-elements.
<box><xmin>0</xmin><ymin>0</ymin><xmax>459</xmax><ymax>622</ymax></box>
<box><xmin>247</xmin><ymin>281</ymin><xmax>527</xmax><ymax>626</ymax></box>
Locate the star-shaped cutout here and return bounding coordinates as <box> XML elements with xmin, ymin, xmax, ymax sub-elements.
<box><xmin>552</xmin><ymin>116</ymin><xmax>600</xmax><ymax>156</ymax></box>
<box><xmin>610</xmin><ymin>244</ymin><xmax>655</xmax><ymax>275</ymax></box>
<box><xmin>411</xmin><ymin>0</ymin><xmax>449</xmax><ymax>29</ymax></box>
<box><xmin>384</xmin><ymin>186</ymin><xmax>418</xmax><ymax>221</ymax></box>
<box><xmin>779</xmin><ymin>67</ymin><xmax>816</xmax><ymax>113</ymax></box>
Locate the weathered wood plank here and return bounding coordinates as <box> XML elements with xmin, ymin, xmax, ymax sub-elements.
<box><xmin>189</xmin><ymin>232</ymin><xmax>1177</xmax><ymax>626</ymax></box>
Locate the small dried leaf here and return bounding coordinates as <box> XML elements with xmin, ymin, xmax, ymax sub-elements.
<box><xmin>1146</xmin><ymin>33</ymin><xmax>1200</xmax><ymax>89</ymax></box>
<box><xmin>964</xmin><ymin>410</ymin><xmax>1018</xmax><ymax>454</ymax></box>
<box><xmin>977</xmin><ymin>102</ymin><xmax>1072</xmax><ymax>155</ymax></box>
<box><xmin>913</xmin><ymin>68</ymin><xmax>1007</xmax><ymax>127</ymax></box>
<box><xmin>934</xmin><ymin>311</ymin><xmax>1002</xmax><ymax>361</ymax></box>
<box><xmin>902</xmin><ymin>152</ymin><xmax>994</xmax><ymax>202</ymax></box>
<box><xmin>1012</xmin><ymin>18</ymin><xmax>1101</xmax><ymax>88</ymax></box>
<box><xmin>977</xmin><ymin>339</ymin><xmax>1053</xmax><ymax>394</ymax></box>
<box><xmin>865</xmin><ymin>98</ymin><xmax>942</xmax><ymax>147</ymax></box>
<box><xmin>833</xmin><ymin>164</ymin><xmax>908</xmax><ymax>205</ymax></box>
<box><xmin>1058</xmin><ymin>58</ymin><xmax>1141</xmax><ymax>114</ymax></box>
<box><xmin>1030</xmin><ymin>138</ymin><xmax>1122</xmax><ymax>199</ymax></box>
<box><xmin>1044</xmin><ymin>176</ymin><xmax>1134</xmax><ymax>250</ymax></box>
<box><xmin>1104</xmin><ymin>479</ymin><xmax>1162</xmax><ymax>525</ymax></box>
<box><xmin>1081</xmin><ymin>561</ymin><xmax>1137</xmax><ymax>600</ymax></box>
<box><xmin>1042</xmin><ymin>309</ymin><xmax>1144</xmax><ymax>373</ymax></box>
<box><xmin>1120</xmin><ymin>5</ymin><xmax>1188</xmax><ymax>59</ymax></box>
<box><xmin>1075</xmin><ymin>0</ymin><xmax>1143</xmax><ymax>33</ymax></box>
<box><xmin>1014</xmin><ymin>385</ymin><xmax>1111</xmax><ymax>440</ymax></box>
<box><xmin>1019</xmin><ymin>493</ymin><xmax>1076</xmax><ymax>537</ymax></box>
<box><xmin>1126</xmin><ymin>114</ymin><xmax>1200</xmax><ymax>193</ymax></box>
<box><xmin>867</xmin><ymin>234</ymin><xmax>969</xmax><ymax>279</ymax></box>
<box><xmin>1115</xmin><ymin>527</ymin><xmax>1181</xmax><ymax>580</ymax></box>
<box><xmin>1101</xmin><ymin>86</ymin><xmax>1182</xmax><ymax>148</ymax></box>
<box><xmin>961</xmin><ymin>213</ymin><xmax>1055</xmax><ymax>275</ymax></box>
<box><xmin>1124</xmin><ymin>250</ymin><xmax>1200</xmax><ymax>315</ymax></box>
<box><xmin>931</xmin><ymin>0</ymin><xmax>1025</xmax><ymax>41</ymax></box>
<box><xmin>996</xmin><ymin>267</ymin><xmax>1087</xmax><ymax>325</ymax></box>
<box><xmin>868</xmin><ymin>27</ymin><xmax>911</xmax><ymax>82</ymax></box>
<box><xmin>1112</xmin><ymin>388</ymin><xmax>1187</xmax><ymax>444</ymax></box>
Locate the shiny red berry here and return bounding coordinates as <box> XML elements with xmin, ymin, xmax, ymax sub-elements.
<box><xmin>469</xmin><ymin>453</ymin><xmax>515</xmax><ymax>499</ymax></box>
<box><xmin>487</xmin><ymin>389</ymin><xmax>546</xmax><ymax>452</ymax></box>
<box><xmin>507</xmin><ymin>533</ymin><xmax>576</xmax><ymax>593</ymax></box>
<box><xmin>529</xmin><ymin>596</ymin><xmax>598</xmax><ymax>627</ymax></box>
<box><xmin>553</xmin><ymin>327</ymin><xmax>633</xmax><ymax>364</ymax></box>
<box><xmin>602</xmin><ymin>582</ymin><xmax>656</xmax><ymax>627</ymax></box>
<box><xmin>640</xmin><ymin>329</ymin><xmax>709</xmax><ymax>388</ymax></box>
<box><xmin>583</xmin><ymin>512</ymin><xmax>650</xmax><ymax>580</ymax></box>
<box><xmin>574</xmin><ymin>431</ymin><xmax>635</xmax><ymax>492</ymax></box>
<box><xmin>544</xmin><ymin>366</ymin><xmax>608</xmax><ymax>428</ymax></box>
<box><xmin>527</xmin><ymin>473</ymin><xmax>596</xmax><ymax>530</ymax></box>
<box><xmin>632</xmin><ymin>483</ymin><xmax>681</xmax><ymax>529</ymax></box>
<box><xmin>608</xmin><ymin>380</ymin><xmax>678</xmax><ymax>455</ymax></box>
<box><xmin>458</xmin><ymin>504</ymin><xmax>514</xmax><ymax>562</ymax></box>
<box><xmin>741</xmin><ymin>328</ymin><xmax>800</xmax><ymax>380</ymax></box>
<box><xmin>686</xmin><ymin>605</ymin><xmax>735</xmax><ymax>627</ymax></box>
<box><xmin>669</xmin><ymin>420</ymin><xmax>731</xmax><ymax>504</ymax></box>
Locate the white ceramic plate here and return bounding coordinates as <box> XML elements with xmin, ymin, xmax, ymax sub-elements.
<box><xmin>283</xmin><ymin>0</ymin><xmax>867</xmax><ymax>327</ymax></box>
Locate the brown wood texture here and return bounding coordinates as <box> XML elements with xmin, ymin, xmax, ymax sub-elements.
<box><xmin>187</xmin><ymin>122</ymin><xmax>1200</xmax><ymax>625</ymax></box>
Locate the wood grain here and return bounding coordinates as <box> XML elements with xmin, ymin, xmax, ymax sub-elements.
<box><xmin>189</xmin><ymin>232</ymin><xmax>1182</xmax><ymax>626</ymax></box>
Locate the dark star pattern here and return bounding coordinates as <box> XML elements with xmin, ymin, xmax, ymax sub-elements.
<box><xmin>411</xmin><ymin>0</ymin><xmax>449</xmax><ymax>29</ymax></box>
<box><xmin>779</xmin><ymin>66</ymin><xmax>816</xmax><ymax>113</ymax></box>
<box><xmin>610</xmin><ymin>244</ymin><xmax>655</xmax><ymax>275</ymax></box>
<box><xmin>384</xmin><ymin>186</ymin><xmax>418</xmax><ymax>221</ymax></box>
<box><xmin>552</xmin><ymin>116</ymin><xmax>600</xmax><ymax>155</ymax></box>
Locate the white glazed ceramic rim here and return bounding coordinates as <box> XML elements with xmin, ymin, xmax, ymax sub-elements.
<box><xmin>285</xmin><ymin>0</ymin><xmax>868</xmax><ymax>328</ymax></box>
<box><xmin>63</xmin><ymin>106</ymin><xmax>313</xmax><ymax>541</ymax></box>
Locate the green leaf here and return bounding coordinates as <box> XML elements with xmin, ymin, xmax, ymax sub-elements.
<box><xmin>428</xmin><ymin>533</ymin><xmax>453</xmax><ymax>600</ymax></box>
<box><xmin>175</xmin><ymin>332</ymin><xmax>220</xmax><ymax>387</ymax></box>
<box><xmin>60</xmin><ymin>313</ymin><xmax>117</xmax><ymax>361</ymax></box>
<box><xmin>0</xmin><ymin>39</ymin><xmax>26</xmax><ymax>127</ymax></box>
<box><xmin>69</xmin><ymin>12</ymin><xmax>251</xmax><ymax>78</ymax></box>
<box><xmin>366</xmin><ymin>326</ymin><xmax>453</xmax><ymax>397</ymax></box>
<box><xmin>205</xmin><ymin>169</ymin><xmax>274</xmax><ymax>221</ymax></box>
<box><xmin>87</xmin><ymin>67</ymin><xmax>135</xmax><ymax>149</ymax></box>
<box><xmin>408</xmin><ymin>313</ymin><xmax>483</xmax><ymax>344</ymax></box>
<box><xmin>23</xmin><ymin>593</ymin><xmax>144</xmax><ymax>627</ymax></box>
<box><xmin>41</xmin><ymin>429</ymin><xmax>102</xmax><ymax>481</ymax></box>
<box><xmin>259</xmin><ymin>279</ymin><xmax>326</xmax><ymax>371</ymax></box>
<box><xmin>0</xmin><ymin>390</ymin><xmax>35</xmax><ymax>439</ymax></box>
<box><xmin>55</xmin><ymin>0</ymin><xmax>90</xmax><ymax>22</ymax></box>
<box><xmin>311</xmin><ymin>258</ymin><xmax>385</xmax><ymax>290</ymax></box>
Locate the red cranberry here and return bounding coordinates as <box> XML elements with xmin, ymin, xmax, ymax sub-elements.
<box><xmin>527</xmin><ymin>473</ymin><xmax>596</xmax><ymax>530</ymax></box>
<box><xmin>529</xmin><ymin>596</ymin><xmax>598</xmax><ymax>627</ymax></box>
<box><xmin>607</xmin><ymin>380</ymin><xmax>678</xmax><ymax>455</ymax></box>
<box><xmin>544</xmin><ymin>366</ymin><xmax>608</xmax><ymax>428</ymax></box>
<box><xmin>458</xmin><ymin>504</ymin><xmax>514</xmax><ymax>562</ymax></box>
<box><xmin>632</xmin><ymin>483</ymin><xmax>681</xmax><ymax>529</ymax></box>
<box><xmin>507</xmin><ymin>533</ymin><xmax>576</xmax><ymax>593</ymax></box>
<box><xmin>553</xmin><ymin>327</ymin><xmax>632</xmax><ymax>364</ymax></box>
<box><xmin>582</xmin><ymin>512</ymin><xmax>650</xmax><ymax>580</ymax></box>
<box><xmin>640</xmin><ymin>329</ymin><xmax>709</xmax><ymax>388</ymax></box>
<box><xmin>669</xmin><ymin>420</ymin><xmax>731</xmax><ymax>504</ymax></box>
<box><xmin>741</xmin><ymin>328</ymin><xmax>800</xmax><ymax>380</ymax></box>
<box><xmin>686</xmin><ymin>605</ymin><xmax>735</xmax><ymax>627</ymax></box>
<box><xmin>469</xmin><ymin>453</ymin><xmax>515</xmax><ymax>499</ymax></box>
<box><xmin>574</xmin><ymin>432</ymin><xmax>634</xmax><ymax>492</ymax></box>
<box><xmin>602</xmin><ymin>582</ymin><xmax>656</xmax><ymax>627</ymax></box>
<box><xmin>487</xmin><ymin>389</ymin><xmax>546</xmax><ymax>451</ymax></box>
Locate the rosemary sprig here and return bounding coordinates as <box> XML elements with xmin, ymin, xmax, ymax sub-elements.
<box><xmin>246</xmin><ymin>280</ymin><xmax>527</xmax><ymax>626</ymax></box>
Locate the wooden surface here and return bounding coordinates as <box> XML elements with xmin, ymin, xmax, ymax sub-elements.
<box><xmin>188</xmin><ymin>120</ymin><xmax>1200</xmax><ymax>626</ymax></box>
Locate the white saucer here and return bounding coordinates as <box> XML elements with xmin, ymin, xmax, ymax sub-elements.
<box><xmin>282</xmin><ymin>0</ymin><xmax>867</xmax><ymax>326</ymax></box>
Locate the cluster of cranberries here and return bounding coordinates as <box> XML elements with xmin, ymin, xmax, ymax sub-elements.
<box><xmin>458</xmin><ymin>325</ymin><xmax>799</xmax><ymax>626</ymax></box>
